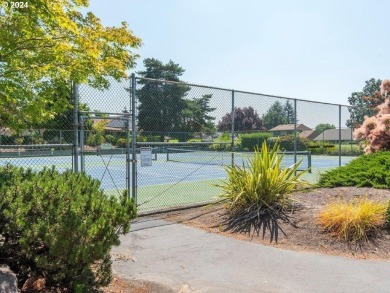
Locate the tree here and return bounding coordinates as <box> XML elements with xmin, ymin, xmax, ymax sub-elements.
<box><xmin>182</xmin><ymin>94</ymin><xmax>216</xmax><ymax>133</ymax></box>
<box><xmin>136</xmin><ymin>58</ymin><xmax>190</xmax><ymax>139</ymax></box>
<box><xmin>354</xmin><ymin>80</ymin><xmax>390</xmax><ymax>154</ymax></box>
<box><xmin>217</xmin><ymin>106</ymin><xmax>263</xmax><ymax>132</ymax></box>
<box><xmin>0</xmin><ymin>0</ymin><xmax>141</xmax><ymax>129</ymax></box>
<box><xmin>284</xmin><ymin>100</ymin><xmax>295</xmax><ymax>124</ymax></box>
<box><xmin>262</xmin><ymin>101</ymin><xmax>288</xmax><ymax>130</ymax></box>
<box><xmin>347</xmin><ymin>78</ymin><xmax>384</xmax><ymax>128</ymax></box>
<box><xmin>315</xmin><ymin>123</ymin><xmax>336</xmax><ymax>134</ymax></box>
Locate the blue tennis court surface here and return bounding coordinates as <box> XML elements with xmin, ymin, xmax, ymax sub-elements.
<box><xmin>0</xmin><ymin>153</ymin><xmax>356</xmax><ymax>212</ymax></box>
<box><xmin>0</xmin><ymin>153</ymin><xmax>355</xmax><ymax>188</ymax></box>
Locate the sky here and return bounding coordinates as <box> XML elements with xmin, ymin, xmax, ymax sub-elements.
<box><xmin>86</xmin><ymin>0</ymin><xmax>389</xmax><ymax>107</ymax></box>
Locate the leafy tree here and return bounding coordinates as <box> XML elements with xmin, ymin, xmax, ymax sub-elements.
<box><xmin>38</xmin><ymin>94</ymin><xmax>93</xmax><ymax>143</ymax></box>
<box><xmin>315</xmin><ymin>123</ymin><xmax>336</xmax><ymax>134</ymax></box>
<box><xmin>137</xmin><ymin>58</ymin><xmax>190</xmax><ymax>138</ymax></box>
<box><xmin>262</xmin><ymin>101</ymin><xmax>288</xmax><ymax>130</ymax></box>
<box><xmin>284</xmin><ymin>100</ymin><xmax>295</xmax><ymax>124</ymax></box>
<box><xmin>347</xmin><ymin>78</ymin><xmax>383</xmax><ymax>128</ymax></box>
<box><xmin>0</xmin><ymin>0</ymin><xmax>141</xmax><ymax>130</ymax></box>
<box><xmin>217</xmin><ymin>106</ymin><xmax>263</xmax><ymax>132</ymax></box>
<box><xmin>182</xmin><ymin>94</ymin><xmax>216</xmax><ymax>133</ymax></box>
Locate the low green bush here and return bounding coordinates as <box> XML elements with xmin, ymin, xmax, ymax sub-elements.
<box><xmin>240</xmin><ymin>132</ymin><xmax>272</xmax><ymax>150</ymax></box>
<box><xmin>267</xmin><ymin>135</ymin><xmax>308</xmax><ymax>151</ymax></box>
<box><xmin>104</xmin><ymin>134</ymin><xmax>116</xmax><ymax>144</ymax></box>
<box><xmin>318</xmin><ymin>152</ymin><xmax>390</xmax><ymax>188</ymax></box>
<box><xmin>146</xmin><ymin>135</ymin><xmax>161</xmax><ymax>142</ymax></box>
<box><xmin>87</xmin><ymin>133</ymin><xmax>105</xmax><ymax>147</ymax></box>
<box><xmin>116</xmin><ymin>137</ymin><xmax>127</xmax><ymax>148</ymax></box>
<box><xmin>0</xmin><ymin>165</ymin><xmax>136</xmax><ymax>291</ymax></box>
<box><xmin>309</xmin><ymin>143</ymin><xmax>363</xmax><ymax>156</ymax></box>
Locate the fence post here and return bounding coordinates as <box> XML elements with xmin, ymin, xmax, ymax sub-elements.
<box><xmin>80</xmin><ymin>115</ymin><xmax>85</xmax><ymax>172</ymax></box>
<box><xmin>339</xmin><ymin>105</ymin><xmax>342</xmax><ymax>166</ymax></box>
<box><xmin>293</xmin><ymin>99</ymin><xmax>297</xmax><ymax>165</ymax></box>
<box><xmin>72</xmin><ymin>82</ymin><xmax>79</xmax><ymax>172</ymax></box>
<box><xmin>231</xmin><ymin>90</ymin><xmax>235</xmax><ymax>165</ymax></box>
<box><xmin>131</xmin><ymin>73</ymin><xmax>137</xmax><ymax>203</ymax></box>
<box><xmin>126</xmin><ymin>116</ymin><xmax>131</xmax><ymax>198</ymax></box>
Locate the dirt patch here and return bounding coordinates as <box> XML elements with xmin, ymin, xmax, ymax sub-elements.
<box><xmin>161</xmin><ymin>187</ymin><xmax>390</xmax><ymax>261</ymax></box>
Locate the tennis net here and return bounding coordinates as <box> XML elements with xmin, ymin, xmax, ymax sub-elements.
<box><xmin>166</xmin><ymin>148</ymin><xmax>311</xmax><ymax>171</ymax></box>
<box><xmin>0</xmin><ymin>144</ymin><xmax>73</xmax><ymax>158</ymax></box>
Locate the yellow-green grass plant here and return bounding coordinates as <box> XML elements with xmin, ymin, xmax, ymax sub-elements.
<box><xmin>217</xmin><ymin>141</ymin><xmax>308</xmax><ymax>242</ymax></box>
<box><xmin>318</xmin><ymin>198</ymin><xmax>387</xmax><ymax>243</ymax></box>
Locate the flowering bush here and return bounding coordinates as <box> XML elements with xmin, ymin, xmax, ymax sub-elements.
<box><xmin>354</xmin><ymin>80</ymin><xmax>390</xmax><ymax>154</ymax></box>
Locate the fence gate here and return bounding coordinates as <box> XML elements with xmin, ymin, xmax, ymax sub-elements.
<box><xmin>79</xmin><ymin>113</ymin><xmax>133</xmax><ymax>199</ymax></box>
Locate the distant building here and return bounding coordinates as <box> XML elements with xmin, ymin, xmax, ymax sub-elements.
<box><xmin>313</xmin><ymin>128</ymin><xmax>354</xmax><ymax>143</ymax></box>
<box><xmin>299</xmin><ymin>130</ymin><xmax>320</xmax><ymax>140</ymax></box>
<box><xmin>269</xmin><ymin>124</ymin><xmax>312</xmax><ymax>136</ymax></box>
<box><xmin>92</xmin><ymin>119</ymin><xmax>132</xmax><ymax>132</ymax></box>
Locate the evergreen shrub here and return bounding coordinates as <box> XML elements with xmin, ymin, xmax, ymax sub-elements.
<box><xmin>0</xmin><ymin>165</ymin><xmax>136</xmax><ymax>291</ymax></box>
<box><xmin>318</xmin><ymin>152</ymin><xmax>390</xmax><ymax>188</ymax></box>
<box><xmin>267</xmin><ymin>135</ymin><xmax>308</xmax><ymax>151</ymax></box>
<box><xmin>240</xmin><ymin>132</ymin><xmax>272</xmax><ymax>150</ymax></box>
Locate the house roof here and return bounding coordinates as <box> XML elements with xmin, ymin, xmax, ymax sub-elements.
<box><xmin>92</xmin><ymin>119</ymin><xmax>132</xmax><ymax>131</ymax></box>
<box><xmin>299</xmin><ymin>130</ymin><xmax>320</xmax><ymax>140</ymax></box>
<box><xmin>269</xmin><ymin>124</ymin><xmax>312</xmax><ymax>132</ymax></box>
<box><xmin>105</xmin><ymin>119</ymin><xmax>132</xmax><ymax>131</ymax></box>
<box><xmin>313</xmin><ymin>128</ymin><xmax>354</xmax><ymax>141</ymax></box>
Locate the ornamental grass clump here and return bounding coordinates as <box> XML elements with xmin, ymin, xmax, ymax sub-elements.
<box><xmin>318</xmin><ymin>198</ymin><xmax>386</xmax><ymax>243</ymax></box>
<box><xmin>218</xmin><ymin>141</ymin><xmax>307</xmax><ymax>242</ymax></box>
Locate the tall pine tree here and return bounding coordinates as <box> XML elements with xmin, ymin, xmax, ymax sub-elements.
<box><xmin>137</xmin><ymin>59</ymin><xmax>190</xmax><ymax>138</ymax></box>
<box><xmin>262</xmin><ymin>101</ymin><xmax>288</xmax><ymax>130</ymax></box>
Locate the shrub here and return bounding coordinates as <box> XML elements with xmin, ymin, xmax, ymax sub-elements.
<box><xmin>267</xmin><ymin>135</ymin><xmax>308</xmax><ymax>151</ymax></box>
<box><xmin>318</xmin><ymin>152</ymin><xmax>390</xmax><ymax>188</ymax></box>
<box><xmin>309</xmin><ymin>144</ymin><xmax>363</xmax><ymax>156</ymax></box>
<box><xmin>218</xmin><ymin>141</ymin><xmax>307</xmax><ymax>242</ymax></box>
<box><xmin>146</xmin><ymin>135</ymin><xmax>161</xmax><ymax>142</ymax></box>
<box><xmin>325</xmin><ymin>144</ymin><xmax>363</xmax><ymax>156</ymax></box>
<box><xmin>104</xmin><ymin>134</ymin><xmax>116</xmax><ymax>144</ymax></box>
<box><xmin>116</xmin><ymin>137</ymin><xmax>127</xmax><ymax>148</ymax></box>
<box><xmin>240</xmin><ymin>132</ymin><xmax>272</xmax><ymax>150</ymax></box>
<box><xmin>353</xmin><ymin>80</ymin><xmax>390</xmax><ymax>154</ymax></box>
<box><xmin>318</xmin><ymin>198</ymin><xmax>386</xmax><ymax>242</ymax></box>
<box><xmin>87</xmin><ymin>133</ymin><xmax>105</xmax><ymax>147</ymax></box>
<box><xmin>0</xmin><ymin>165</ymin><xmax>136</xmax><ymax>291</ymax></box>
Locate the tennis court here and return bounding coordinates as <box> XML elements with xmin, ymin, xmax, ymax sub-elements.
<box><xmin>0</xmin><ymin>147</ymin><xmax>356</xmax><ymax>212</ymax></box>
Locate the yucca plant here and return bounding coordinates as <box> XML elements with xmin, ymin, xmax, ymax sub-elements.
<box><xmin>318</xmin><ymin>198</ymin><xmax>386</xmax><ymax>243</ymax></box>
<box><xmin>218</xmin><ymin>141</ymin><xmax>307</xmax><ymax>242</ymax></box>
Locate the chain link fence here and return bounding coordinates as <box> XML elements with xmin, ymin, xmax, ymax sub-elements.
<box><xmin>0</xmin><ymin>83</ymin><xmax>75</xmax><ymax>174</ymax></box>
<box><xmin>0</xmin><ymin>76</ymin><xmax>361</xmax><ymax>214</ymax></box>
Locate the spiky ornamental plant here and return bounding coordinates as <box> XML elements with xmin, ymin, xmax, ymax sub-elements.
<box><xmin>354</xmin><ymin>80</ymin><xmax>390</xmax><ymax>154</ymax></box>
<box><xmin>218</xmin><ymin>141</ymin><xmax>307</xmax><ymax>242</ymax></box>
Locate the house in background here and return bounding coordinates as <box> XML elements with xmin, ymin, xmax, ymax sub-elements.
<box><xmin>313</xmin><ymin>128</ymin><xmax>354</xmax><ymax>143</ymax></box>
<box><xmin>269</xmin><ymin>124</ymin><xmax>312</xmax><ymax>137</ymax></box>
<box><xmin>299</xmin><ymin>129</ymin><xmax>320</xmax><ymax>140</ymax></box>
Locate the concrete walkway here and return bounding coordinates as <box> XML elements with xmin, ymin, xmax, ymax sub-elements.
<box><xmin>111</xmin><ymin>218</ymin><xmax>390</xmax><ymax>293</ymax></box>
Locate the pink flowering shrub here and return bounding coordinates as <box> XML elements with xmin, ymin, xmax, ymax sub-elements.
<box><xmin>354</xmin><ymin>80</ymin><xmax>390</xmax><ymax>154</ymax></box>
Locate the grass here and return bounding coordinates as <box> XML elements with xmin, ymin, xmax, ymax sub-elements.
<box><xmin>318</xmin><ymin>198</ymin><xmax>387</xmax><ymax>242</ymax></box>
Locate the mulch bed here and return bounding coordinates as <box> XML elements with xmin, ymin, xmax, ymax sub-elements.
<box><xmin>161</xmin><ymin>187</ymin><xmax>390</xmax><ymax>260</ymax></box>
